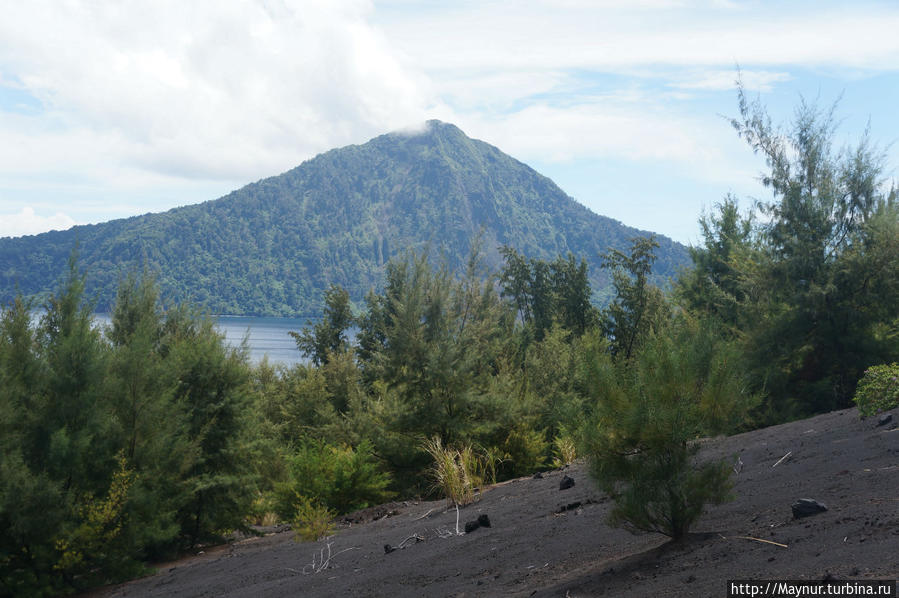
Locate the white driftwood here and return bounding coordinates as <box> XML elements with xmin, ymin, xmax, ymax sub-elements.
<box><xmin>301</xmin><ymin>541</ymin><xmax>359</xmax><ymax>575</ymax></box>
<box><xmin>771</xmin><ymin>451</ymin><xmax>792</xmax><ymax>468</ymax></box>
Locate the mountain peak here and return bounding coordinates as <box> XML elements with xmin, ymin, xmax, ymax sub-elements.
<box><xmin>386</xmin><ymin>119</ymin><xmax>467</xmax><ymax>143</ymax></box>
<box><xmin>423</xmin><ymin>119</ymin><xmax>461</xmax><ymax>133</ymax></box>
<box><xmin>0</xmin><ymin>123</ymin><xmax>688</xmax><ymax>316</ymax></box>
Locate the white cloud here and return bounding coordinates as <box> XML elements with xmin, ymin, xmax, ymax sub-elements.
<box><xmin>454</xmin><ymin>98</ymin><xmax>757</xmax><ymax>186</ymax></box>
<box><xmin>0</xmin><ymin>207</ymin><xmax>76</xmax><ymax>238</ymax></box>
<box><xmin>379</xmin><ymin>3</ymin><xmax>899</xmax><ymax>72</ymax></box>
<box><xmin>0</xmin><ymin>0</ymin><xmax>436</xmax><ymax>184</ymax></box>
<box><xmin>670</xmin><ymin>69</ymin><xmax>792</xmax><ymax>92</ymax></box>
<box><xmin>0</xmin><ymin>0</ymin><xmax>897</xmax><ymax>239</ymax></box>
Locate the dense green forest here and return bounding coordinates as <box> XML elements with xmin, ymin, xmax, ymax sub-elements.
<box><xmin>2</xmin><ymin>92</ymin><xmax>898</xmax><ymax>596</ymax></box>
<box><xmin>0</xmin><ymin>121</ymin><xmax>687</xmax><ymax>317</ymax></box>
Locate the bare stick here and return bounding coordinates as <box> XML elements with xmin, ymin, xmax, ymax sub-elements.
<box><xmin>772</xmin><ymin>451</ymin><xmax>792</xmax><ymax>468</ymax></box>
<box><xmin>397</xmin><ymin>534</ymin><xmax>425</xmax><ymax>549</ymax></box>
<box><xmin>725</xmin><ymin>535</ymin><xmax>788</xmax><ymax>548</ymax></box>
<box><xmin>302</xmin><ymin>542</ymin><xmax>330</xmax><ymax>575</ymax></box>
<box><xmin>454</xmin><ymin>503</ymin><xmax>461</xmax><ymax>535</ymax></box>
<box><xmin>413</xmin><ymin>508</ymin><xmax>434</xmax><ymax>521</ymax></box>
<box><xmin>302</xmin><ymin>541</ymin><xmax>359</xmax><ymax>574</ymax></box>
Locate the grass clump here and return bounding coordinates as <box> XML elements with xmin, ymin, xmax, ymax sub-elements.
<box><xmin>423</xmin><ymin>437</ymin><xmax>485</xmax><ymax>507</ymax></box>
<box><xmin>552</xmin><ymin>426</ymin><xmax>578</xmax><ymax>468</ymax></box>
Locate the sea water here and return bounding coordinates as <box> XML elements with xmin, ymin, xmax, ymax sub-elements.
<box><xmin>214</xmin><ymin>315</ymin><xmax>308</xmax><ymax>366</ymax></box>
<box><xmin>88</xmin><ymin>313</ymin><xmax>309</xmax><ymax>366</ymax></box>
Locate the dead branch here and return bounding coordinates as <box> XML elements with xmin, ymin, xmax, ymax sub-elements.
<box><xmin>771</xmin><ymin>451</ymin><xmax>792</xmax><ymax>468</ymax></box>
<box><xmin>413</xmin><ymin>508</ymin><xmax>434</xmax><ymax>521</ymax></box>
<box><xmin>301</xmin><ymin>540</ymin><xmax>359</xmax><ymax>574</ymax></box>
<box><xmin>398</xmin><ymin>534</ymin><xmax>425</xmax><ymax>549</ymax></box>
<box><xmin>721</xmin><ymin>534</ymin><xmax>788</xmax><ymax>548</ymax></box>
<box><xmin>429</xmin><ymin>504</ymin><xmax>466</xmax><ymax>539</ymax></box>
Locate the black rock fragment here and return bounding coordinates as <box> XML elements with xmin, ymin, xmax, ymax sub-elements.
<box><xmin>556</xmin><ymin>501</ymin><xmax>582</xmax><ymax>513</ymax></box>
<box><xmin>559</xmin><ymin>475</ymin><xmax>575</xmax><ymax>490</ymax></box>
<box><xmin>464</xmin><ymin>513</ymin><xmax>492</xmax><ymax>533</ymax></box>
<box><xmin>877</xmin><ymin>413</ymin><xmax>893</xmax><ymax>427</ymax></box>
<box><xmin>384</xmin><ymin>544</ymin><xmax>395</xmax><ymax>554</ymax></box>
<box><xmin>792</xmin><ymin>498</ymin><xmax>828</xmax><ymax>519</ymax></box>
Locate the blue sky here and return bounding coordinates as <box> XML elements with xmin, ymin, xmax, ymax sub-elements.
<box><xmin>1</xmin><ymin>0</ymin><xmax>897</xmax><ymax>244</ymax></box>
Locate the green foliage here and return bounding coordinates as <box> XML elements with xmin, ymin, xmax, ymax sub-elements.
<box><xmin>0</xmin><ymin>262</ymin><xmax>258</xmax><ymax>595</ymax></box>
<box><xmin>676</xmin><ymin>195</ymin><xmax>759</xmax><ymax>334</ymax></box>
<box><xmin>552</xmin><ymin>426</ymin><xmax>578</xmax><ymax>468</ymax></box>
<box><xmin>685</xmin><ymin>82</ymin><xmax>899</xmax><ymax>417</ymax></box>
<box><xmin>500</xmin><ymin>426</ymin><xmax>549</xmax><ymax>478</ymax></box>
<box><xmin>582</xmin><ymin>316</ymin><xmax>756</xmax><ymax>540</ymax></box>
<box><xmin>601</xmin><ymin>236</ymin><xmax>670</xmax><ymax>362</ymax></box>
<box><xmin>358</xmin><ymin>248</ymin><xmax>511</xmax><ymax>447</ymax></box>
<box><xmin>276</xmin><ymin>440</ymin><xmax>393</xmax><ymax>517</ymax></box>
<box><xmin>290</xmin><ymin>495</ymin><xmax>335</xmax><ymax>543</ymax></box>
<box><xmin>499</xmin><ymin>247</ymin><xmax>598</xmax><ymax>340</ymax></box>
<box><xmin>289</xmin><ymin>284</ymin><xmax>353</xmax><ymax>365</ymax></box>
<box><xmin>522</xmin><ymin>325</ymin><xmax>586</xmax><ymax>439</ymax></box>
<box><xmin>53</xmin><ymin>454</ymin><xmax>143</xmax><ymax>586</ymax></box>
<box><xmin>853</xmin><ymin>363</ymin><xmax>899</xmax><ymax>417</ymax></box>
<box><xmin>163</xmin><ymin>313</ymin><xmax>256</xmax><ymax>546</ymax></box>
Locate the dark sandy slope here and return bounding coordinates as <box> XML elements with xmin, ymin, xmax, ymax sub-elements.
<box><xmin>89</xmin><ymin>407</ymin><xmax>898</xmax><ymax>597</ymax></box>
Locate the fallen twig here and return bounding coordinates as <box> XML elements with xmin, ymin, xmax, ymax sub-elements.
<box><xmin>721</xmin><ymin>534</ymin><xmax>788</xmax><ymax>548</ymax></box>
<box><xmin>413</xmin><ymin>508</ymin><xmax>434</xmax><ymax>521</ymax></box>
<box><xmin>398</xmin><ymin>534</ymin><xmax>425</xmax><ymax>549</ymax></box>
<box><xmin>771</xmin><ymin>451</ymin><xmax>792</xmax><ymax>468</ymax></box>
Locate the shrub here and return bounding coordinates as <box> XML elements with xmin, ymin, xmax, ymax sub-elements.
<box><xmin>853</xmin><ymin>363</ymin><xmax>899</xmax><ymax>416</ymax></box>
<box><xmin>54</xmin><ymin>454</ymin><xmax>144</xmax><ymax>588</ymax></box>
<box><xmin>500</xmin><ymin>426</ymin><xmax>548</xmax><ymax>477</ymax></box>
<box><xmin>247</xmin><ymin>492</ymin><xmax>280</xmax><ymax>527</ymax></box>
<box><xmin>275</xmin><ymin>439</ymin><xmax>393</xmax><ymax>518</ymax></box>
<box><xmin>291</xmin><ymin>494</ymin><xmax>335</xmax><ymax>542</ymax></box>
<box><xmin>582</xmin><ymin>317</ymin><xmax>755</xmax><ymax>540</ymax></box>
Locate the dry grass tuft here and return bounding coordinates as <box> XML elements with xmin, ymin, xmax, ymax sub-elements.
<box><xmin>422</xmin><ymin>437</ymin><xmax>484</xmax><ymax>507</ymax></box>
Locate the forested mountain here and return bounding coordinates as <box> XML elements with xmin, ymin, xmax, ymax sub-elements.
<box><xmin>0</xmin><ymin>121</ymin><xmax>688</xmax><ymax>315</ymax></box>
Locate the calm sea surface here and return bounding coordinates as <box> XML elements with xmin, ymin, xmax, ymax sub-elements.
<box><xmin>90</xmin><ymin>314</ymin><xmax>308</xmax><ymax>366</ymax></box>
<box><xmin>214</xmin><ymin>315</ymin><xmax>308</xmax><ymax>366</ymax></box>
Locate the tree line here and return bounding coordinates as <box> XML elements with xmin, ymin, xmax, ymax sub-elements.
<box><xmin>2</xmin><ymin>88</ymin><xmax>898</xmax><ymax>596</ymax></box>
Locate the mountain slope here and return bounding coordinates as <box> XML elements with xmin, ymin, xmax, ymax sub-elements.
<box><xmin>89</xmin><ymin>407</ymin><xmax>899</xmax><ymax>597</ymax></box>
<box><xmin>0</xmin><ymin>121</ymin><xmax>689</xmax><ymax>316</ymax></box>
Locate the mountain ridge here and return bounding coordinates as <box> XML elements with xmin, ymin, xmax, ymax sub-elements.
<box><xmin>0</xmin><ymin>120</ymin><xmax>689</xmax><ymax>316</ymax></box>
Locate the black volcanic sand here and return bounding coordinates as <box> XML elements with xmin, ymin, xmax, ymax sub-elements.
<box><xmin>87</xmin><ymin>408</ymin><xmax>899</xmax><ymax>597</ymax></box>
